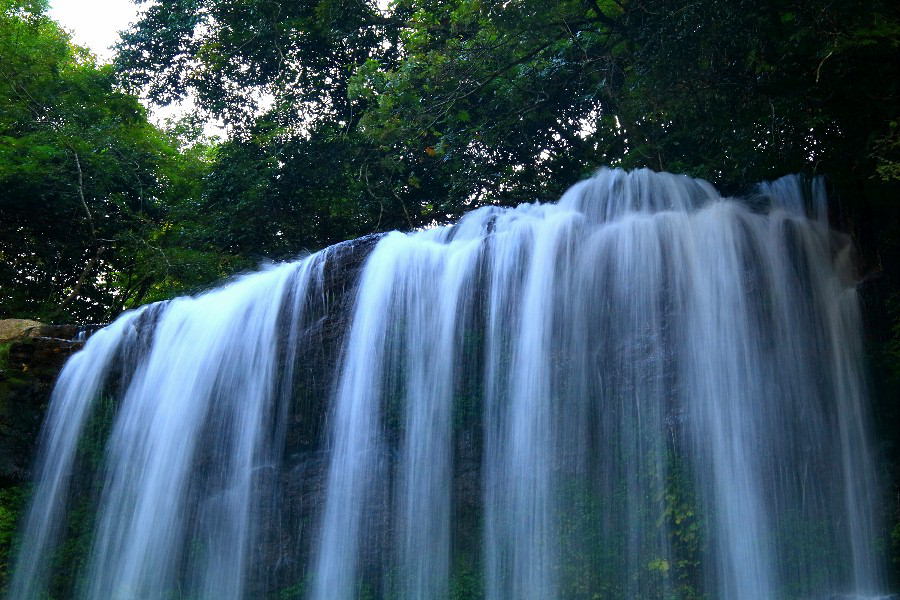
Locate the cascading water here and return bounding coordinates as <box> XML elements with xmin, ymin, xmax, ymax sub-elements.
<box><xmin>7</xmin><ymin>168</ymin><xmax>887</xmax><ymax>599</ymax></box>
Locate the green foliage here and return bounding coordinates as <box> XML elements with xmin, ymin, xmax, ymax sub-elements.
<box><xmin>351</xmin><ymin>0</ymin><xmax>616</xmax><ymax>207</ymax></box>
<box><xmin>2</xmin><ymin>0</ymin><xmax>897</xmax><ymax>324</ymax></box>
<box><xmin>0</xmin><ymin>485</ymin><xmax>27</xmax><ymax>588</ymax></box>
<box><xmin>449</xmin><ymin>561</ymin><xmax>482</xmax><ymax>600</ymax></box>
<box><xmin>114</xmin><ymin>0</ymin><xmax>900</xmax><ymax>266</ymax></box>
<box><xmin>344</xmin><ymin>0</ymin><xmax>900</xmax><ymax>201</ymax></box>
<box><xmin>664</xmin><ymin>453</ymin><xmax>703</xmax><ymax>599</ymax></box>
<box><xmin>874</xmin><ymin>121</ymin><xmax>900</xmax><ymax>182</ymax></box>
<box><xmin>0</xmin><ymin>0</ymin><xmax>241</xmax><ymax>322</ymax></box>
<box><xmin>116</xmin><ymin>0</ymin><xmax>401</xmax><ymax>128</ymax></box>
<box><xmin>0</xmin><ymin>343</ymin><xmax>11</xmax><ymax>372</ymax></box>
<box><xmin>276</xmin><ymin>581</ymin><xmax>305</xmax><ymax>600</ymax></box>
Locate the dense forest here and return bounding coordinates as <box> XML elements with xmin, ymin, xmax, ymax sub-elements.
<box><xmin>2</xmin><ymin>0</ymin><xmax>900</xmax><ymax>592</ymax></box>
<box><xmin>2</xmin><ymin>0</ymin><xmax>898</xmax><ymax>323</ymax></box>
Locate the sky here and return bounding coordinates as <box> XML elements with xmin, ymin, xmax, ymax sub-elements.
<box><xmin>48</xmin><ymin>0</ymin><xmax>141</xmax><ymax>63</ymax></box>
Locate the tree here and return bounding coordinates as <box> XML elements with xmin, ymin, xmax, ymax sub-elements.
<box><xmin>0</xmin><ymin>0</ymin><xmax>224</xmax><ymax>322</ymax></box>
<box><xmin>117</xmin><ymin>0</ymin><xmax>900</xmax><ymax>234</ymax></box>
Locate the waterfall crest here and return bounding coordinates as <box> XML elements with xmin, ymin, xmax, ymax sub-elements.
<box><xmin>8</xmin><ymin>168</ymin><xmax>886</xmax><ymax>599</ymax></box>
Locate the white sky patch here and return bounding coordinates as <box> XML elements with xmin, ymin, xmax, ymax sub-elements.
<box><xmin>577</xmin><ymin>108</ymin><xmax>601</xmax><ymax>140</ymax></box>
<box><xmin>48</xmin><ymin>0</ymin><xmax>141</xmax><ymax>63</ymax></box>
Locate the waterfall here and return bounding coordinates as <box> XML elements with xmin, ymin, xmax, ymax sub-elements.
<box><xmin>7</xmin><ymin>168</ymin><xmax>886</xmax><ymax>599</ymax></box>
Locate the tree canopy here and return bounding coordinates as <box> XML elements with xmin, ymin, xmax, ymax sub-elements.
<box><xmin>0</xmin><ymin>0</ymin><xmax>240</xmax><ymax>322</ymax></box>
<box><xmin>2</xmin><ymin>0</ymin><xmax>899</xmax><ymax>322</ymax></box>
<box><xmin>114</xmin><ymin>0</ymin><xmax>900</xmax><ymax>256</ymax></box>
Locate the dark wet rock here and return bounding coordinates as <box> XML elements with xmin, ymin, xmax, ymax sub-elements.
<box><xmin>0</xmin><ymin>330</ymin><xmax>85</xmax><ymax>483</ymax></box>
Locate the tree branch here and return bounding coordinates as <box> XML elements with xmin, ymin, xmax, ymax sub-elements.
<box><xmin>59</xmin><ymin>245</ymin><xmax>106</xmax><ymax>309</ymax></box>
<box><xmin>72</xmin><ymin>152</ymin><xmax>96</xmax><ymax>240</ymax></box>
<box><xmin>59</xmin><ymin>151</ymin><xmax>103</xmax><ymax>310</ymax></box>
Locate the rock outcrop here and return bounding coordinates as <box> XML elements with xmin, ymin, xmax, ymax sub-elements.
<box><xmin>0</xmin><ymin>320</ymin><xmax>86</xmax><ymax>483</ymax></box>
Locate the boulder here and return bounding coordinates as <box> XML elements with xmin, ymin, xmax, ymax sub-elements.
<box><xmin>0</xmin><ymin>319</ymin><xmax>43</xmax><ymax>343</ymax></box>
